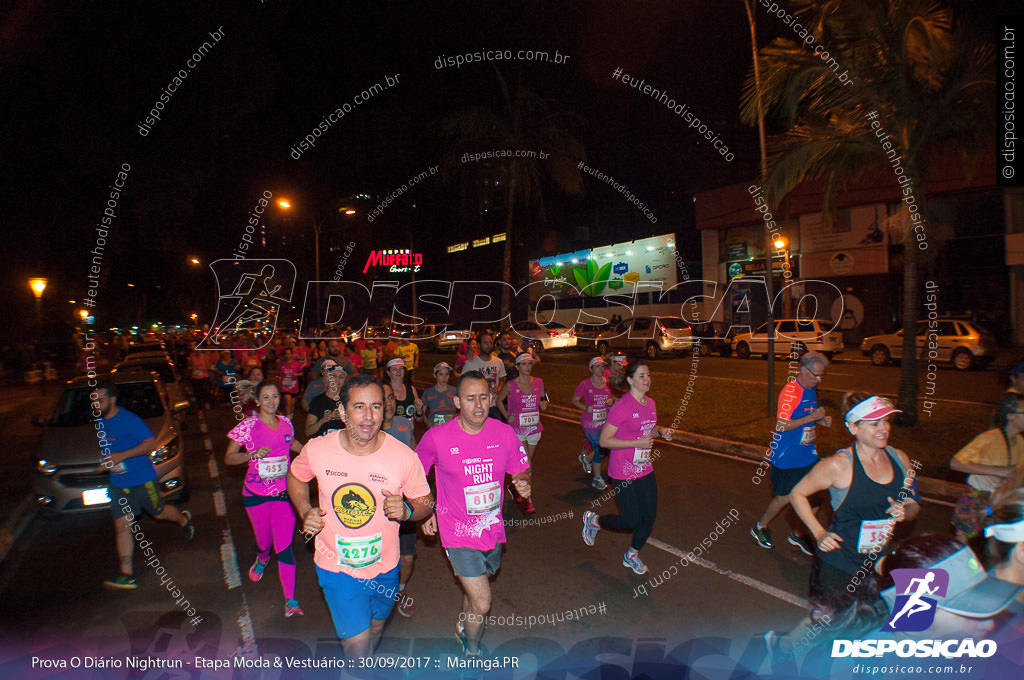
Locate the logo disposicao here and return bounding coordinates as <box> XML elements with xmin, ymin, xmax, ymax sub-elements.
<box><xmin>884</xmin><ymin>568</ymin><xmax>950</xmax><ymax>632</ymax></box>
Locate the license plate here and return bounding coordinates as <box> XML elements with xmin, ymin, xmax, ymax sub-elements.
<box><xmin>83</xmin><ymin>487</ymin><xmax>111</xmax><ymax>506</ymax></box>
<box><xmin>446</xmin><ymin>334</ymin><xmax>455</xmax><ymax>339</ymax></box>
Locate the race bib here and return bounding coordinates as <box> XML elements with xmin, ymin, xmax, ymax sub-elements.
<box><xmin>519</xmin><ymin>412</ymin><xmax>540</xmax><ymax>429</ymax></box>
<box><xmin>464</xmin><ymin>480</ymin><xmax>501</xmax><ymax>515</ymax></box>
<box><xmin>856</xmin><ymin>518</ymin><xmax>895</xmax><ymax>554</ymax></box>
<box><xmin>257</xmin><ymin>456</ymin><xmax>289</xmax><ymax>480</ymax></box>
<box><xmin>191</xmin><ymin>369</ymin><xmax>205</xmax><ymax>378</ymax></box>
<box><xmin>591</xmin><ymin>407</ymin><xmax>607</xmax><ymax>424</ymax></box>
<box><xmin>432</xmin><ymin>413</ymin><xmax>448</xmax><ymax>425</ymax></box>
<box><xmin>221</xmin><ymin>375</ymin><xmax>234</xmax><ymax>385</ymax></box>
<box><xmin>633</xmin><ymin>448</ymin><xmax>652</xmax><ymax>465</ymax></box>
<box><xmin>282</xmin><ymin>377</ymin><xmax>296</xmax><ymax>389</ymax></box>
<box><xmin>335</xmin><ymin>533</ymin><xmax>383</xmax><ymax>569</ymax></box>
<box><xmin>799</xmin><ymin>426</ymin><xmax>816</xmax><ymax>446</ymax></box>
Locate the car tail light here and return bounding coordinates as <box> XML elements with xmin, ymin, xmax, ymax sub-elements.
<box><xmin>816</xmin><ymin>334</ymin><xmax>824</xmax><ymax>341</ymax></box>
<box><xmin>547</xmin><ymin>331</ymin><xmax>558</xmax><ymax>337</ymax></box>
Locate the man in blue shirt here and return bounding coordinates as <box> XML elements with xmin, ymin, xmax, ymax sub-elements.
<box><xmin>95</xmin><ymin>381</ymin><xmax>195</xmax><ymax>589</ymax></box>
<box><xmin>751</xmin><ymin>352</ymin><xmax>831</xmax><ymax>555</ymax></box>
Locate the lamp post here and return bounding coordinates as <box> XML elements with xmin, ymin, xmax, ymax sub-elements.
<box><xmin>28</xmin><ymin>277</ymin><xmax>48</xmax><ymax>393</ymax></box>
<box><xmin>277</xmin><ymin>197</ymin><xmax>360</xmax><ymax>331</ymax></box>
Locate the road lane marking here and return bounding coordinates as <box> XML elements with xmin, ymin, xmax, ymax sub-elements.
<box><xmin>200</xmin><ymin>421</ymin><xmax>208</xmax><ymax>434</ymax></box>
<box><xmin>203</xmin><ymin>437</ymin><xmax>214</xmax><ymax>451</ymax></box>
<box><xmin>220</xmin><ymin>528</ymin><xmax>242</xmax><ymax>589</ymax></box>
<box><xmin>213</xmin><ymin>489</ymin><xmax>228</xmax><ymax>516</ymax></box>
<box><xmin>208</xmin><ymin>457</ymin><xmax>219</xmax><ymax>479</ymax></box>
<box><xmin>646</xmin><ymin>536</ymin><xmax>810</xmax><ymax>610</ymax></box>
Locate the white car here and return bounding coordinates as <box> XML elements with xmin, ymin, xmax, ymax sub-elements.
<box><xmin>733</xmin><ymin>318</ymin><xmax>843</xmax><ymax>359</ymax></box>
<box><xmin>508</xmin><ymin>320</ymin><xmax>577</xmax><ymax>351</ymax></box>
<box><xmin>860</xmin><ymin>319</ymin><xmax>995</xmax><ymax>371</ymax></box>
<box><xmin>411</xmin><ymin>324</ymin><xmax>472</xmax><ymax>351</ymax></box>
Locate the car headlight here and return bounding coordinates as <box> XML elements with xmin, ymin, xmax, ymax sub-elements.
<box><xmin>36</xmin><ymin>459</ymin><xmax>58</xmax><ymax>476</ymax></box>
<box><xmin>150</xmin><ymin>438</ymin><xmax>180</xmax><ymax>465</ymax></box>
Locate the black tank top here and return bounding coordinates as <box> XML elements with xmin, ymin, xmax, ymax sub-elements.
<box><xmin>821</xmin><ymin>444</ymin><xmax>905</xmax><ymax>575</ymax></box>
<box><xmin>394</xmin><ymin>385</ymin><xmax>416</xmax><ymax>419</ymax></box>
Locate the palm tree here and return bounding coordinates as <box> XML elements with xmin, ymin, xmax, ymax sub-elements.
<box><xmin>440</xmin><ymin>69</ymin><xmax>587</xmax><ymax>319</ymax></box>
<box><xmin>739</xmin><ymin>0</ymin><xmax>994</xmax><ymax>425</ymax></box>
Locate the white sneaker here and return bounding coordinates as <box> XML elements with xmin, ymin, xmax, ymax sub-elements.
<box><xmin>622</xmin><ymin>550</ymin><xmax>648</xmax><ymax>575</ymax></box>
<box><xmin>581</xmin><ymin>511</ymin><xmax>599</xmax><ymax>546</ymax></box>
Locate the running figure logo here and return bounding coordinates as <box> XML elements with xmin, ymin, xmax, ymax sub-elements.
<box><xmin>196</xmin><ymin>259</ymin><xmax>297</xmax><ymax>350</ymax></box>
<box><xmin>884</xmin><ymin>568</ymin><xmax>950</xmax><ymax>632</ymax></box>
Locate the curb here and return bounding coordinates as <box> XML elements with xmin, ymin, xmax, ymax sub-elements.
<box><xmin>541</xmin><ymin>404</ymin><xmax>966</xmax><ymax>503</ymax></box>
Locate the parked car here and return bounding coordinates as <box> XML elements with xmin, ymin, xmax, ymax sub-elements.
<box><xmin>411</xmin><ymin>324</ymin><xmax>472</xmax><ymax>351</ymax></box>
<box><xmin>860</xmin><ymin>318</ymin><xmax>995</xmax><ymax>371</ymax></box>
<box><xmin>689</xmin><ymin>321</ymin><xmax>734</xmax><ymax>357</ymax></box>
<box><xmin>507</xmin><ymin>320</ymin><xmax>578</xmax><ymax>351</ymax></box>
<box><xmin>574</xmin><ymin>322</ymin><xmax>614</xmax><ymax>351</ymax></box>
<box><xmin>32</xmin><ymin>371</ymin><xmax>187</xmax><ymax>514</ymax></box>
<box><xmin>594</xmin><ymin>316</ymin><xmax>694</xmax><ymax>359</ymax></box>
<box><xmin>113</xmin><ymin>353</ymin><xmax>194</xmax><ymax>415</ymax></box>
<box><xmin>733</xmin><ymin>318</ymin><xmax>843</xmax><ymax>359</ymax></box>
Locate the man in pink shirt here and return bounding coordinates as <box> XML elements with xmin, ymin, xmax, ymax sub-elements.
<box><xmin>287</xmin><ymin>374</ymin><xmax>433</xmax><ymax>658</ymax></box>
<box><xmin>417</xmin><ymin>369</ymin><xmax>531</xmax><ymax>657</ymax></box>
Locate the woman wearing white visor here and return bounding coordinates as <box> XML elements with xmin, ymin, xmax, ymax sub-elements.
<box><xmin>791</xmin><ymin>393</ymin><xmax>921</xmax><ymax>602</ymax></box>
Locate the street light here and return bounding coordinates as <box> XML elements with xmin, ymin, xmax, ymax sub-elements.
<box><xmin>28</xmin><ymin>277</ymin><xmax>48</xmax><ymax>392</ymax></box>
<box><xmin>773</xmin><ymin>238</ymin><xmax>792</xmax><ymax>318</ymax></box>
<box><xmin>276</xmin><ymin>197</ymin><xmax>360</xmax><ymax>328</ymax></box>
<box><xmin>29</xmin><ymin>277</ymin><xmax>47</xmax><ymax>300</ymax></box>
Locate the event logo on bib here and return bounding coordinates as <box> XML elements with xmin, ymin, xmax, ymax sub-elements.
<box><xmin>332</xmin><ymin>483</ymin><xmax>376</xmax><ymax>529</ymax></box>
<box><xmin>883</xmin><ymin>568</ymin><xmax>949</xmax><ymax>632</ymax></box>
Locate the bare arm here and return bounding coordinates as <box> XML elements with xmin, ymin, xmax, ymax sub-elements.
<box><xmin>950</xmin><ymin>458</ymin><xmax>1014</xmax><ymax>478</ymax></box>
<box><xmin>791</xmin><ymin>455</ymin><xmax>848</xmax><ymax>550</ymax></box>
<box><xmin>599</xmin><ymin>422</ymin><xmax>653</xmax><ymax>451</ymax></box>
<box><xmin>776</xmin><ymin>406</ymin><xmax>827</xmax><ymax>432</ymax></box>
<box><xmin>496</xmin><ymin>383</ymin><xmax>511</xmax><ymax>419</ymax></box>
<box><xmin>287</xmin><ymin>471</ymin><xmax>326</xmax><ymax>535</ymax></box>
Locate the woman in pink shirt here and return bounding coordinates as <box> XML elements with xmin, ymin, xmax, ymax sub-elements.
<box><xmin>572</xmin><ymin>357</ymin><xmax>616</xmax><ymax>491</ymax></box>
<box><xmin>581</xmin><ymin>360</ymin><xmax>673</xmax><ymax>576</ymax></box>
<box><xmin>225</xmin><ymin>382</ymin><xmax>305</xmax><ymax>617</ymax></box>
<box><xmin>277</xmin><ymin>347</ymin><xmax>303</xmax><ymax>417</ymax></box>
<box><xmin>497</xmin><ymin>353</ymin><xmax>547</xmax><ymax>514</ymax></box>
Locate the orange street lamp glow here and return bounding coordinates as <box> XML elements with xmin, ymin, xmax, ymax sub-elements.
<box><xmin>29</xmin><ymin>278</ymin><xmax>47</xmax><ymax>299</ymax></box>
<box><xmin>190</xmin><ymin>257</ymin><xmax>200</xmax><ymax>265</ymax></box>
<box><xmin>773</xmin><ymin>238</ymin><xmax>787</xmax><ymax>250</ymax></box>
<box><xmin>278</xmin><ymin>200</ymin><xmax>291</xmax><ymax>209</ymax></box>
<box><xmin>344</xmin><ymin>209</ymin><xmax>356</xmax><ymax>215</ymax></box>
<box><xmin>79</xmin><ymin>310</ymin><xmax>89</xmax><ymax>320</ymax></box>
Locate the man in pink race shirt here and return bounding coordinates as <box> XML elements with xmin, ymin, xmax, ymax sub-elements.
<box><xmin>417</xmin><ymin>369</ymin><xmax>532</xmax><ymax>657</ymax></box>
<box><xmin>287</xmin><ymin>374</ymin><xmax>433</xmax><ymax>658</ymax></box>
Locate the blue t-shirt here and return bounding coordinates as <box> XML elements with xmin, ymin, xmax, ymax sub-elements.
<box><xmin>769</xmin><ymin>380</ymin><xmax>818</xmax><ymax>469</ymax></box>
<box><xmin>103</xmin><ymin>408</ymin><xmax>158</xmax><ymax>488</ymax></box>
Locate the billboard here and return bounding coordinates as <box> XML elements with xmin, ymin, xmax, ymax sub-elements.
<box><xmin>528</xmin><ymin>233</ymin><xmax>677</xmax><ymax>301</ymax></box>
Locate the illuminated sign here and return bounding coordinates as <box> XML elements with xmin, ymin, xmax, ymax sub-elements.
<box><xmin>363</xmin><ymin>249</ymin><xmax>423</xmax><ymax>273</ymax></box>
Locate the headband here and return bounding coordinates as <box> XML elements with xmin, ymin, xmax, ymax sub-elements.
<box><xmin>985</xmin><ymin>518</ymin><xmax>1024</xmax><ymax>542</ymax></box>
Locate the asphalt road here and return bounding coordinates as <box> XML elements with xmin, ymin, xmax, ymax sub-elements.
<box><xmin>0</xmin><ymin>398</ymin><xmax>962</xmax><ymax>678</ymax></box>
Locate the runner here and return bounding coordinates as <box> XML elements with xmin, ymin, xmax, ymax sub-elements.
<box><xmin>572</xmin><ymin>357</ymin><xmax>615</xmax><ymax>491</ymax></box>
<box><xmin>359</xmin><ymin>339</ymin><xmax>380</xmax><ymax>378</ymax></box>
<box><xmin>394</xmin><ymin>337</ymin><xmax>419</xmax><ymax>386</ymax></box>
<box><xmin>789</xmin><ymin>393</ymin><xmax>920</xmax><ymax>601</ymax></box>
<box><xmin>461</xmin><ymin>330</ymin><xmax>506</xmax><ymax>423</ymax></box>
<box><xmin>949</xmin><ymin>393</ymin><xmax>1024</xmax><ymax>542</ymax></box>
<box><xmin>386</xmin><ymin>357</ymin><xmax>423</xmax><ymax>426</ymax></box>
<box><xmin>305</xmin><ymin>359</ymin><xmax>346</xmax><ymax>439</ymax></box>
<box><xmin>496</xmin><ymin>353</ymin><xmax>547</xmax><ymax>514</ymax></box>
<box><xmin>382</xmin><ymin>382</ymin><xmax>418</xmax><ymax>618</ymax></box>
<box><xmin>212</xmin><ymin>350</ymin><xmax>241</xmax><ymax>404</ymax></box>
<box><xmin>96</xmin><ymin>380</ymin><xmax>195</xmax><ymax>589</ymax></box>
<box><xmin>287</xmin><ymin>375</ymin><xmax>433</xmax><ymax>657</ymax></box>
<box><xmin>277</xmin><ymin>347</ymin><xmax>303</xmax><ymax>418</ymax></box>
<box><xmin>454</xmin><ymin>339</ymin><xmax>479</xmax><ymax>373</ymax></box>
<box><xmin>751</xmin><ymin>351</ymin><xmax>832</xmax><ymax>555</ymax></box>
<box><xmin>188</xmin><ymin>349</ymin><xmax>213</xmax><ymax>411</ymax></box>
<box><xmin>225</xmin><ymin>381</ymin><xmax>305</xmax><ymax>616</ymax></box>
<box><xmin>422</xmin><ymin>362</ymin><xmax>459</xmax><ymax>428</ymax></box>
<box><xmin>416</xmin><ymin>370</ymin><xmax>531</xmax><ymax>656</ymax></box>
<box><xmin>582</xmin><ymin>361</ymin><xmax>672</xmax><ymax>576</ymax></box>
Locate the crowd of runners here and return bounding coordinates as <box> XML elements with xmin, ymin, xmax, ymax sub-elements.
<box><xmin>92</xmin><ymin>327</ymin><xmax>1024</xmax><ymax>662</ymax></box>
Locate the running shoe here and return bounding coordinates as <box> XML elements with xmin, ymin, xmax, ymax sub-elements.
<box><xmin>249</xmin><ymin>552</ymin><xmax>271</xmax><ymax>582</ymax></box>
<box><xmin>622</xmin><ymin>550</ymin><xmax>649</xmax><ymax>575</ymax></box>
<box><xmin>397</xmin><ymin>592</ymin><xmax>416</xmax><ymax>618</ymax></box>
<box><xmin>523</xmin><ymin>499</ymin><xmax>536</xmax><ymax>515</ymax></box>
<box><xmin>591</xmin><ymin>476</ymin><xmax>607</xmax><ymax>491</ymax></box>
<box><xmin>284</xmin><ymin>599</ymin><xmax>304</xmax><ymax>617</ymax></box>
<box><xmin>104</xmin><ymin>574</ymin><xmax>138</xmax><ymax>590</ymax></box>
<box><xmin>787</xmin><ymin>532</ymin><xmax>814</xmax><ymax>556</ymax></box>
<box><xmin>180</xmin><ymin>510</ymin><xmax>195</xmax><ymax>542</ymax></box>
<box><xmin>578</xmin><ymin>450</ymin><xmax>592</xmax><ymax>474</ymax></box>
<box><xmin>750</xmin><ymin>524</ymin><xmax>773</xmax><ymax>549</ymax></box>
<box><xmin>581</xmin><ymin>511</ymin><xmax>600</xmax><ymax>546</ymax></box>
<box><xmin>455</xmin><ymin>621</ymin><xmax>482</xmax><ymax>657</ymax></box>
<box><xmin>507</xmin><ymin>483</ymin><xmax>522</xmax><ymax>503</ymax></box>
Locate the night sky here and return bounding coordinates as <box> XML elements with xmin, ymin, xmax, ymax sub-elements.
<box><xmin>0</xmin><ymin>0</ymin><xmax>1008</xmax><ymax>338</ymax></box>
